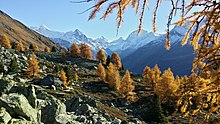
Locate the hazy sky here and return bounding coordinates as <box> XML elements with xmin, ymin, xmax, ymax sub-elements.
<box><xmin>0</xmin><ymin>0</ymin><xmax>178</xmax><ymax>41</ymax></box>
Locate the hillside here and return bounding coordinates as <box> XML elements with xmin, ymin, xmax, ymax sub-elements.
<box><xmin>0</xmin><ymin>10</ymin><xmax>62</xmax><ymax>51</ymax></box>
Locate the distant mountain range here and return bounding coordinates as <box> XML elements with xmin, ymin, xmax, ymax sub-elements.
<box><xmin>29</xmin><ymin>18</ymin><xmax>194</xmax><ymax>76</ymax></box>
<box><xmin>0</xmin><ymin>10</ymin><xmax>62</xmax><ymax>51</ymax></box>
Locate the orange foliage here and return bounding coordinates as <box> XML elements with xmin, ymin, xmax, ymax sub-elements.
<box><xmin>119</xmin><ymin>70</ymin><xmax>134</xmax><ymax>95</ymax></box>
<box><xmin>16</xmin><ymin>40</ymin><xmax>24</xmax><ymax>52</ymax></box>
<box><xmin>60</xmin><ymin>69</ymin><xmax>68</xmax><ymax>87</ymax></box>
<box><xmin>70</xmin><ymin>43</ymin><xmax>81</xmax><ymax>57</ymax></box>
<box><xmin>0</xmin><ymin>34</ymin><xmax>11</xmax><ymax>48</ymax></box>
<box><xmin>26</xmin><ymin>54</ymin><xmax>40</xmax><ymax>78</ymax></box>
<box><xmin>80</xmin><ymin>43</ymin><xmax>93</xmax><ymax>60</ymax></box>
<box><xmin>106</xmin><ymin>62</ymin><xmax>120</xmax><ymax>91</ymax></box>
<box><xmin>111</xmin><ymin>52</ymin><xmax>122</xmax><ymax>70</ymax></box>
<box><xmin>96</xmin><ymin>63</ymin><xmax>106</xmax><ymax>81</ymax></box>
<box><xmin>44</xmin><ymin>46</ymin><xmax>50</xmax><ymax>53</ymax></box>
<box><xmin>96</xmin><ymin>49</ymin><xmax>106</xmax><ymax>64</ymax></box>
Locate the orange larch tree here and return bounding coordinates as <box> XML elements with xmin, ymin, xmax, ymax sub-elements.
<box><xmin>80</xmin><ymin>43</ymin><xmax>93</xmax><ymax>60</ymax></box>
<box><xmin>106</xmin><ymin>62</ymin><xmax>120</xmax><ymax>91</ymax></box>
<box><xmin>44</xmin><ymin>46</ymin><xmax>51</xmax><ymax>53</ymax></box>
<box><xmin>70</xmin><ymin>43</ymin><xmax>81</xmax><ymax>57</ymax></box>
<box><xmin>60</xmin><ymin>69</ymin><xmax>68</xmax><ymax>87</ymax></box>
<box><xmin>156</xmin><ymin>68</ymin><xmax>179</xmax><ymax>104</ymax></box>
<box><xmin>16</xmin><ymin>40</ymin><xmax>24</xmax><ymax>52</ymax></box>
<box><xmin>96</xmin><ymin>49</ymin><xmax>106</xmax><ymax>64</ymax></box>
<box><xmin>119</xmin><ymin>70</ymin><xmax>134</xmax><ymax>95</ymax></box>
<box><xmin>0</xmin><ymin>34</ymin><xmax>11</xmax><ymax>48</ymax></box>
<box><xmin>111</xmin><ymin>52</ymin><xmax>122</xmax><ymax>70</ymax></box>
<box><xmin>26</xmin><ymin>53</ymin><xmax>40</xmax><ymax>78</ymax></box>
<box><xmin>96</xmin><ymin>63</ymin><xmax>106</xmax><ymax>81</ymax></box>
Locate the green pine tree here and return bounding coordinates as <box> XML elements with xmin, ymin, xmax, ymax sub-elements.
<box><xmin>147</xmin><ymin>93</ymin><xmax>168</xmax><ymax>123</ymax></box>
<box><xmin>9</xmin><ymin>57</ymin><xmax>19</xmax><ymax>73</ymax></box>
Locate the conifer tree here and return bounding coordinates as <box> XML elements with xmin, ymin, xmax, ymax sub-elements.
<box><xmin>119</xmin><ymin>70</ymin><xmax>134</xmax><ymax>95</ymax></box>
<box><xmin>51</xmin><ymin>46</ymin><xmax>56</xmax><ymax>52</ymax></box>
<box><xmin>96</xmin><ymin>63</ymin><xmax>106</xmax><ymax>81</ymax></box>
<box><xmin>26</xmin><ymin>54</ymin><xmax>40</xmax><ymax>78</ymax></box>
<box><xmin>156</xmin><ymin>68</ymin><xmax>178</xmax><ymax>104</ymax></box>
<box><xmin>80</xmin><ymin>43</ymin><xmax>92</xmax><ymax>60</ymax></box>
<box><xmin>70</xmin><ymin>43</ymin><xmax>81</xmax><ymax>57</ymax></box>
<box><xmin>61</xmin><ymin>51</ymin><xmax>66</xmax><ymax>63</ymax></box>
<box><xmin>111</xmin><ymin>52</ymin><xmax>122</xmax><ymax>70</ymax></box>
<box><xmin>146</xmin><ymin>93</ymin><xmax>168</xmax><ymax>123</ymax></box>
<box><xmin>44</xmin><ymin>46</ymin><xmax>50</xmax><ymax>53</ymax></box>
<box><xmin>29</xmin><ymin>43</ymin><xmax>34</xmax><ymax>50</ymax></box>
<box><xmin>9</xmin><ymin>57</ymin><xmax>18</xmax><ymax>73</ymax></box>
<box><xmin>0</xmin><ymin>34</ymin><xmax>11</xmax><ymax>48</ymax></box>
<box><xmin>106</xmin><ymin>62</ymin><xmax>120</xmax><ymax>91</ymax></box>
<box><xmin>106</xmin><ymin>55</ymin><xmax>111</xmax><ymax>66</ymax></box>
<box><xmin>16</xmin><ymin>40</ymin><xmax>24</xmax><ymax>52</ymax></box>
<box><xmin>60</xmin><ymin>69</ymin><xmax>68</xmax><ymax>87</ymax></box>
<box><xmin>96</xmin><ymin>49</ymin><xmax>106</xmax><ymax>64</ymax></box>
<box><xmin>142</xmin><ymin>65</ymin><xmax>161</xmax><ymax>91</ymax></box>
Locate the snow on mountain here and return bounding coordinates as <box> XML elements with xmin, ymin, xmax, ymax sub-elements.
<box><xmin>123</xmin><ymin>23</ymin><xmax>194</xmax><ymax>76</ymax></box>
<box><xmin>110</xmin><ymin>30</ymin><xmax>160</xmax><ymax>51</ymax></box>
<box><xmin>31</xmin><ymin>25</ymin><xmax>110</xmax><ymax>55</ymax></box>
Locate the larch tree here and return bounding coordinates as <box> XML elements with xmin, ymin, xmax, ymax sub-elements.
<box><xmin>142</xmin><ymin>65</ymin><xmax>161</xmax><ymax>91</ymax></box>
<box><xmin>60</xmin><ymin>69</ymin><xmax>68</xmax><ymax>87</ymax></box>
<box><xmin>0</xmin><ymin>34</ymin><xmax>11</xmax><ymax>48</ymax></box>
<box><xmin>119</xmin><ymin>70</ymin><xmax>134</xmax><ymax>95</ymax></box>
<box><xmin>106</xmin><ymin>62</ymin><xmax>120</xmax><ymax>91</ymax></box>
<box><xmin>86</xmin><ymin>0</ymin><xmax>220</xmax><ymax>116</ymax></box>
<box><xmin>96</xmin><ymin>49</ymin><xmax>106</xmax><ymax>64</ymax></box>
<box><xmin>96</xmin><ymin>63</ymin><xmax>106</xmax><ymax>81</ymax></box>
<box><xmin>156</xmin><ymin>68</ymin><xmax>179</xmax><ymax>104</ymax></box>
<box><xmin>44</xmin><ymin>46</ymin><xmax>50</xmax><ymax>53</ymax></box>
<box><xmin>111</xmin><ymin>52</ymin><xmax>122</xmax><ymax>70</ymax></box>
<box><xmin>26</xmin><ymin>54</ymin><xmax>40</xmax><ymax>78</ymax></box>
<box><xmin>80</xmin><ymin>43</ymin><xmax>93</xmax><ymax>60</ymax></box>
<box><xmin>70</xmin><ymin>43</ymin><xmax>81</xmax><ymax>57</ymax></box>
<box><xmin>16</xmin><ymin>40</ymin><xmax>24</xmax><ymax>52</ymax></box>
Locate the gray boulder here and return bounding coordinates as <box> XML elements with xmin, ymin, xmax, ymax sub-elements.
<box><xmin>9</xmin><ymin>118</ymin><xmax>33</xmax><ymax>124</ymax></box>
<box><xmin>9</xmin><ymin>85</ymin><xmax>37</xmax><ymax>108</ymax></box>
<box><xmin>0</xmin><ymin>107</ymin><xmax>11</xmax><ymax>124</ymax></box>
<box><xmin>0</xmin><ymin>79</ymin><xmax>16</xmax><ymax>96</ymax></box>
<box><xmin>34</xmin><ymin>74</ymin><xmax>62</xmax><ymax>87</ymax></box>
<box><xmin>0</xmin><ymin>93</ymin><xmax>38</xmax><ymax>123</ymax></box>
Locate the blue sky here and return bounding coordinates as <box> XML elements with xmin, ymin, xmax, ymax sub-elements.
<box><xmin>0</xmin><ymin>0</ymin><xmax>176</xmax><ymax>41</ymax></box>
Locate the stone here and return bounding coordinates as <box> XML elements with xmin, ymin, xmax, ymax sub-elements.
<box><xmin>34</xmin><ymin>74</ymin><xmax>62</xmax><ymax>87</ymax></box>
<box><xmin>0</xmin><ymin>107</ymin><xmax>11</xmax><ymax>124</ymax></box>
<box><xmin>39</xmin><ymin>93</ymin><xmax>67</xmax><ymax>124</ymax></box>
<box><xmin>65</xmin><ymin>96</ymin><xmax>82</xmax><ymax>112</ymax></box>
<box><xmin>76</xmin><ymin>115</ymin><xmax>86</xmax><ymax>123</ymax></box>
<box><xmin>9</xmin><ymin>85</ymin><xmax>37</xmax><ymax>108</ymax></box>
<box><xmin>0</xmin><ymin>93</ymin><xmax>38</xmax><ymax>122</ymax></box>
<box><xmin>8</xmin><ymin>118</ymin><xmax>33</xmax><ymax>124</ymax></box>
<box><xmin>0</xmin><ymin>79</ymin><xmax>16</xmax><ymax>96</ymax></box>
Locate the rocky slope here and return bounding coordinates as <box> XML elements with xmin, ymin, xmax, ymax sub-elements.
<box><xmin>0</xmin><ymin>10</ymin><xmax>62</xmax><ymax>51</ymax></box>
<box><xmin>0</xmin><ymin>46</ymin><xmax>218</xmax><ymax>124</ymax></box>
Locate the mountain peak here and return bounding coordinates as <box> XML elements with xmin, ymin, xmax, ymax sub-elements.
<box><xmin>39</xmin><ymin>24</ymin><xmax>50</xmax><ymax>30</ymax></box>
<box><xmin>73</xmin><ymin>29</ymin><xmax>83</xmax><ymax>35</ymax></box>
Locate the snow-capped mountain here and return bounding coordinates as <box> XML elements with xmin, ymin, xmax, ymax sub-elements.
<box><xmin>109</xmin><ymin>30</ymin><xmax>161</xmax><ymax>58</ymax></box>
<box><xmin>31</xmin><ymin>25</ymin><xmax>110</xmax><ymax>55</ymax></box>
<box><xmin>123</xmin><ymin>24</ymin><xmax>195</xmax><ymax>76</ymax></box>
